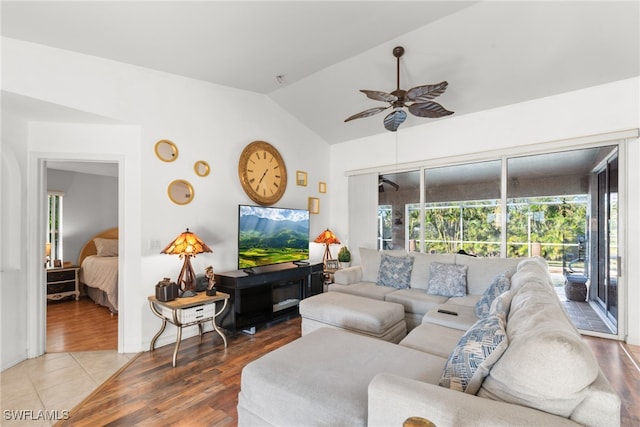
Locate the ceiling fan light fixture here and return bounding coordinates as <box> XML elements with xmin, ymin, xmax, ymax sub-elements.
<box><xmin>384</xmin><ymin>108</ymin><xmax>406</xmax><ymax>132</ymax></box>
<box><xmin>345</xmin><ymin>46</ymin><xmax>453</xmax><ymax>131</ymax></box>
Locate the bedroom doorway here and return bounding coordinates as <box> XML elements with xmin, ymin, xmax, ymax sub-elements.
<box><xmin>45</xmin><ymin>160</ymin><xmax>120</xmax><ymax>353</ymax></box>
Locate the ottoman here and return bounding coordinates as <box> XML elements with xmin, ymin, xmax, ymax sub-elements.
<box><xmin>299</xmin><ymin>291</ymin><xmax>407</xmax><ymax>343</ymax></box>
<box><xmin>237</xmin><ymin>327</ymin><xmax>446</xmax><ymax>427</ymax></box>
<box><xmin>565</xmin><ymin>274</ymin><xmax>588</xmax><ymax>301</ymax></box>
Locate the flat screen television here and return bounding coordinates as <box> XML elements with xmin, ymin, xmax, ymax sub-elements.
<box><xmin>238</xmin><ymin>205</ymin><xmax>310</xmax><ymax>269</ymax></box>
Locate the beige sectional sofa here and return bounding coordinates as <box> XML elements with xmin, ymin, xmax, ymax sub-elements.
<box><xmin>330</xmin><ymin>248</ymin><xmax>523</xmax><ymax>331</ymax></box>
<box><xmin>237</xmin><ymin>250</ymin><xmax>620</xmax><ymax>427</ymax></box>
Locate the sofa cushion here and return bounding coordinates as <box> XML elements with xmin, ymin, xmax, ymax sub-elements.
<box><xmin>427</xmin><ymin>262</ymin><xmax>467</xmax><ymax>297</ymax></box>
<box><xmin>377</xmin><ymin>254</ymin><xmax>414</xmax><ymax>289</ymax></box>
<box><xmin>384</xmin><ymin>288</ymin><xmax>448</xmax><ymax>316</ymax></box>
<box><xmin>446</xmin><ymin>295</ymin><xmax>481</xmax><ymax>307</ymax></box>
<box><xmin>422</xmin><ymin>303</ymin><xmax>479</xmax><ymax>331</ymax></box>
<box><xmin>454</xmin><ymin>255</ymin><xmax>522</xmax><ymax>295</ymax></box>
<box><xmin>474</xmin><ymin>272</ymin><xmax>511</xmax><ymax>318</ymax></box>
<box><xmin>439</xmin><ymin>313</ymin><xmax>508</xmax><ymax>394</ymax></box>
<box><xmin>478</xmin><ymin>279</ymin><xmax>600</xmax><ymax>418</ymax></box>
<box><xmin>328</xmin><ymin>282</ymin><xmax>396</xmax><ymax>301</ymax></box>
<box><xmin>408</xmin><ymin>252</ymin><xmax>456</xmax><ymax>290</ymax></box>
<box><xmin>400</xmin><ymin>323</ymin><xmax>465</xmax><ymax>358</ymax></box>
<box><xmin>509</xmin><ymin>256</ymin><xmax>553</xmax><ymax>293</ymax></box>
<box><xmin>360</xmin><ymin>247</ymin><xmax>407</xmax><ymax>282</ymax></box>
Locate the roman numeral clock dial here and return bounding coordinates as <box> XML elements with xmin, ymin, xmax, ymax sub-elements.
<box><xmin>238</xmin><ymin>141</ymin><xmax>287</xmax><ymax>206</ymax></box>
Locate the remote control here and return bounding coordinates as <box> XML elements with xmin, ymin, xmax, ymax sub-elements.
<box><xmin>437</xmin><ymin>309</ymin><xmax>458</xmax><ymax>316</ymax></box>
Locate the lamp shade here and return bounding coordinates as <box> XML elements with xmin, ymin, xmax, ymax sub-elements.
<box><xmin>313</xmin><ymin>229</ymin><xmax>341</xmax><ymax>245</ymax></box>
<box><xmin>161</xmin><ymin>228</ymin><xmax>212</xmax><ymax>256</ymax></box>
<box><xmin>313</xmin><ymin>229</ymin><xmax>340</xmax><ymax>265</ymax></box>
<box><xmin>161</xmin><ymin>228</ymin><xmax>211</xmax><ymax>297</ymax></box>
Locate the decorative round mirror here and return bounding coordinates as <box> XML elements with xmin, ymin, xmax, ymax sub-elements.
<box><xmin>155</xmin><ymin>140</ymin><xmax>179</xmax><ymax>162</ymax></box>
<box><xmin>167</xmin><ymin>179</ymin><xmax>194</xmax><ymax>205</ymax></box>
<box><xmin>194</xmin><ymin>160</ymin><xmax>210</xmax><ymax>177</ymax></box>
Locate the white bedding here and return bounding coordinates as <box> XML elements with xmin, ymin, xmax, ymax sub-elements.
<box><xmin>79</xmin><ymin>255</ymin><xmax>118</xmax><ymax>311</ymax></box>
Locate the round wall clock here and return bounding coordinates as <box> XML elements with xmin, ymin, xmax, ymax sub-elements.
<box><xmin>238</xmin><ymin>140</ymin><xmax>287</xmax><ymax>205</ymax></box>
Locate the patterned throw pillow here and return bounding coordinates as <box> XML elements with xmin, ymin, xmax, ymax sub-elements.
<box><xmin>439</xmin><ymin>313</ymin><xmax>508</xmax><ymax>394</ymax></box>
<box><xmin>426</xmin><ymin>262</ymin><xmax>467</xmax><ymax>297</ymax></box>
<box><xmin>474</xmin><ymin>273</ymin><xmax>511</xmax><ymax>318</ymax></box>
<box><xmin>377</xmin><ymin>254</ymin><xmax>414</xmax><ymax>289</ymax></box>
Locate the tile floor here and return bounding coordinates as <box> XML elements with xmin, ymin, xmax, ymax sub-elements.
<box><xmin>550</xmin><ymin>272</ymin><xmax>615</xmax><ymax>335</ymax></box>
<box><xmin>1</xmin><ymin>351</ymin><xmax>134</xmax><ymax>426</ymax></box>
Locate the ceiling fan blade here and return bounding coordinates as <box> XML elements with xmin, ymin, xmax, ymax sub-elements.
<box><xmin>383</xmin><ymin>109</ymin><xmax>407</xmax><ymax>132</ymax></box>
<box><xmin>360</xmin><ymin>90</ymin><xmax>398</xmax><ymax>103</ymax></box>
<box><xmin>344</xmin><ymin>106</ymin><xmax>390</xmax><ymax>122</ymax></box>
<box><xmin>405</xmin><ymin>81</ymin><xmax>448</xmax><ymax>102</ymax></box>
<box><xmin>408</xmin><ymin>101</ymin><xmax>454</xmax><ymax>118</ymax></box>
<box><xmin>380</xmin><ymin>177</ymin><xmax>399</xmax><ymax>191</ymax></box>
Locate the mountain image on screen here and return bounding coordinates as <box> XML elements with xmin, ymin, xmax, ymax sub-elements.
<box><xmin>239</xmin><ymin>205</ymin><xmax>309</xmax><ymax>268</ymax></box>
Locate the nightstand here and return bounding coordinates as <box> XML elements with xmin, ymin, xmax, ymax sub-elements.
<box><xmin>46</xmin><ymin>266</ymin><xmax>80</xmax><ymax>301</ymax></box>
<box><xmin>148</xmin><ymin>291</ymin><xmax>230</xmax><ymax>367</ymax></box>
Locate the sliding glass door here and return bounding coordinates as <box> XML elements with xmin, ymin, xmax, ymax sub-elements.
<box><xmin>595</xmin><ymin>155</ymin><xmax>618</xmax><ymax>327</ymax></box>
<box><xmin>375</xmin><ymin>143</ymin><xmax>621</xmax><ymax>334</ymax></box>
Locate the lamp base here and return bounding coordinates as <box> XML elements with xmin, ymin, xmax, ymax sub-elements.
<box><xmin>179</xmin><ymin>289</ymin><xmax>198</xmax><ymax>298</ymax></box>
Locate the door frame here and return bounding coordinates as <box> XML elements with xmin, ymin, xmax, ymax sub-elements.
<box><xmin>27</xmin><ymin>153</ymin><xmax>125</xmax><ymax>358</ymax></box>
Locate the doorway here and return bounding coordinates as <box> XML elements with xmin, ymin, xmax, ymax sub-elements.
<box><xmin>45</xmin><ymin>160</ymin><xmax>120</xmax><ymax>352</ymax></box>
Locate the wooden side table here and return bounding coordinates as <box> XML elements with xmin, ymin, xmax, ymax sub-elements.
<box><xmin>46</xmin><ymin>266</ymin><xmax>80</xmax><ymax>301</ymax></box>
<box><xmin>148</xmin><ymin>291</ymin><xmax>229</xmax><ymax>367</ymax></box>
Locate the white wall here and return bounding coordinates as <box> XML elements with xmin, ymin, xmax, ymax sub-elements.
<box><xmin>330</xmin><ymin>77</ymin><xmax>640</xmax><ymax>345</ymax></box>
<box><xmin>1</xmin><ymin>111</ymin><xmax>30</xmax><ymax>369</ymax></box>
<box><xmin>1</xmin><ymin>37</ymin><xmax>331</xmax><ymax>369</ymax></box>
<box><xmin>47</xmin><ymin>169</ymin><xmax>119</xmax><ymax>264</ymax></box>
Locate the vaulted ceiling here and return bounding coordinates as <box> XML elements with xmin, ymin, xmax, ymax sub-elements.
<box><xmin>2</xmin><ymin>1</ymin><xmax>639</xmax><ymax>145</ymax></box>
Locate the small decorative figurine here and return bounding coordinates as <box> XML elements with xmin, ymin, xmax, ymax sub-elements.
<box><xmin>204</xmin><ymin>265</ymin><xmax>217</xmax><ymax>296</ymax></box>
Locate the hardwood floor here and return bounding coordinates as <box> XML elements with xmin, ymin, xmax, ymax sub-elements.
<box><xmin>57</xmin><ymin>317</ymin><xmax>301</xmax><ymax>426</ymax></box>
<box><xmin>47</xmin><ymin>296</ymin><xmax>117</xmax><ymax>352</ymax></box>
<box><xmin>54</xmin><ymin>315</ymin><xmax>640</xmax><ymax>427</ymax></box>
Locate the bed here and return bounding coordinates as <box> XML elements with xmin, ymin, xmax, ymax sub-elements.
<box><xmin>77</xmin><ymin>227</ymin><xmax>119</xmax><ymax>314</ymax></box>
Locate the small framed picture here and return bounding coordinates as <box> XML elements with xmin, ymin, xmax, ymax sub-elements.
<box><xmin>326</xmin><ymin>259</ymin><xmax>339</xmax><ymax>270</ymax></box>
<box><xmin>308</xmin><ymin>197</ymin><xmax>320</xmax><ymax>214</ymax></box>
<box><xmin>319</xmin><ymin>181</ymin><xmax>327</xmax><ymax>193</ymax></box>
<box><xmin>296</xmin><ymin>171</ymin><xmax>308</xmax><ymax>186</ymax></box>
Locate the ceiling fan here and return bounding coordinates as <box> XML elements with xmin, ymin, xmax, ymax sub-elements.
<box><xmin>379</xmin><ymin>175</ymin><xmax>399</xmax><ymax>192</ymax></box>
<box><xmin>345</xmin><ymin>46</ymin><xmax>453</xmax><ymax>132</ymax></box>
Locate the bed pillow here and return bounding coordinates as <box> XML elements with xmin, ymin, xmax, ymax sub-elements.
<box><xmin>427</xmin><ymin>262</ymin><xmax>467</xmax><ymax>297</ymax></box>
<box><xmin>439</xmin><ymin>313</ymin><xmax>508</xmax><ymax>394</ymax></box>
<box><xmin>475</xmin><ymin>272</ymin><xmax>511</xmax><ymax>318</ymax></box>
<box><xmin>377</xmin><ymin>254</ymin><xmax>414</xmax><ymax>289</ymax></box>
<box><xmin>94</xmin><ymin>238</ymin><xmax>118</xmax><ymax>257</ymax></box>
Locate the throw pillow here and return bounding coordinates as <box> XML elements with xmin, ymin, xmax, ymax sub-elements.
<box><xmin>439</xmin><ymin>313</ymin><xmax>508</xmax><ymax>394</ymax></box>
<box><xmin>94</xmin><ymin>238</ymin><xmax>118</xmax><ymax>257</ymax></box>
<box><xmin>377</xmin><ymin>254</ymin><xmax>414</xmax><ymax>289</ymax></box>
<box><xmin>474</xmin><ymin>272</ymin><xmax>511</xmax><ymax>318</ymax></box>
<box><xmin>360</xmin><ymin>247</ymin><xmax>407</xmax><ymax>282</ymax></box>
<box><xmin>426</xmin><ymin>262</ymin><xmax>467</xmax><ymax>297</ymax></box>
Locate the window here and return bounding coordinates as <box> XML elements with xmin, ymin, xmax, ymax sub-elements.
<box><xmin>370</xmin><ymin>142</ymin><xmax>621</xmax><ymax>334</ymax></box>
<box><xmin>47</xmin><ymin>192</ymin><xmax>63</xmax><ymax>265</ymax></box>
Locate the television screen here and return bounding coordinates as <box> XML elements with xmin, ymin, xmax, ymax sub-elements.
<box><xmin>238</xmin><ymin>205</ymin><xmax>310</xmax><ymax>269</ymax></box>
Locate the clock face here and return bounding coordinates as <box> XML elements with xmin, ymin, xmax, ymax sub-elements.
<box><xmin>238</xmin><ymin>141</ymin><xmax>287</xmax><ymax>205</ymax></box>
